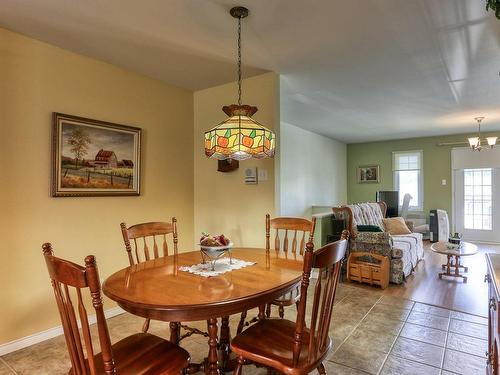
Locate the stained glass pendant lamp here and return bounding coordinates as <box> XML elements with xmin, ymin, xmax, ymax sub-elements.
<box><xmin>204</xmin><ymin>6</ymin><xmax>276</xmax><ymax>169</ymax></box>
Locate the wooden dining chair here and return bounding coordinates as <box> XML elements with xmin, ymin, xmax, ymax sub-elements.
<box><xmin>120</xmin><ymin>219</ymin><xmax>178</xmax><ymax>335</ymax></box>
<box><xmin>42</xmin><ymin>243</ymin><xmax>190</xmax><ymax>375</ymax></box>
<box><xmin>120</xmin><ymin>219</ymin><xmax>206</xmax><ymax>342</ymax></box>
<box><xmin>231</xmin><ymin>231</ymin><xmax>349</xmax><ymax>375</ymax></box>
<box><xmin>120</xmin><ymin>219</ymin><xmax>178</xmax><ymax>266</ymax></box>
<box><xmin>237</xmin><ymin>214</ymin><xmax>316</xmax><ymax>334</ymax></box>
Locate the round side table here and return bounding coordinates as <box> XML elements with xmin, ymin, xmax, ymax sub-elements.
<box><xmin>431</xmin><ymin>241</ymin><xmax>478</xmax><ymax>282</ymax></box>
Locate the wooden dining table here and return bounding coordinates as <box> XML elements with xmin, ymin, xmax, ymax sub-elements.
<box><xmin>102</xmin><ymin>248</ymin><xmax>304</xmax><ymax>375</ymax></box>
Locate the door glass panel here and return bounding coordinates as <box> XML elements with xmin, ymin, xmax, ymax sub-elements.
<box><xmin>484</xmin><ymin>170</ymin><xmax>492</xmax><ymax>185</ymax></box>
<box><xmin>463</xmin><ymin>168</ymin><xmax>492</xmax><ymax>230</ymax></box>
<box><xmin>464</xmin><ymin>170</ymin><xmax>473</xmax><ymax>185</ymax></box>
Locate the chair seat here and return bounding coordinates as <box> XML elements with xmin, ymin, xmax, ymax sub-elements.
<box><xmin>230</xmin><ymin>319</ymin><xmax>331</xmax><ymax>375</ymax></box>
<box><xmin>69</xmin><ymin>333</ymin><xmax>190</xmax><ymax>375</ymax></box>
<box><xmin>271</xmin><ymin>287</ymin><xmax>300</xmax><ymax>306</ymax></box>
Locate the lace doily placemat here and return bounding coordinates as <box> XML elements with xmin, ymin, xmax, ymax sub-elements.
<box><xmin>179</xmin><ymin>258</ymin><xmax>256</xmax><ymax>277</ymax></box>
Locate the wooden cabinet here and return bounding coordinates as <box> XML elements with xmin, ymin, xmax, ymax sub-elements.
<box><xmin>486</xmin><ymin>254</ymin><xmax>500</xmax><ymax>375</ymax></box>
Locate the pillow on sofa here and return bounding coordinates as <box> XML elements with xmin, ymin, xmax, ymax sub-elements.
<box><xmin>382</xmin><ymin>217</ymin><xmax>411</xmax><ymax>235</ymax></box>
<box><xmin>357</xmin><ymin>225</ymin><xmax>383</xmax><ymax>232</ymax></box>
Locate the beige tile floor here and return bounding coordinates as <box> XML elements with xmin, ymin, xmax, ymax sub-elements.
<box><xmin>0</xmin><ymin>284</ymin><xmax>488</xmax><ymax>375</ymax></box>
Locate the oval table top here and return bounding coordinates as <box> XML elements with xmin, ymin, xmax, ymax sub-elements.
<box><xmin>102</xmin><ymin>248</ymin><xmax>304</xmax><ymax>322</ymax></box>
<box><xmin>430</xmin><ymin>241</ymin><xmax>478</xmax><ymax>256</ymax></box>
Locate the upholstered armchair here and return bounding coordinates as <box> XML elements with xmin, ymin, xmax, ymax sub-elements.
<box><xmin>332</xmin><ymin>202</ymin><xmax>424</xmax><ymax>284</ymax></box>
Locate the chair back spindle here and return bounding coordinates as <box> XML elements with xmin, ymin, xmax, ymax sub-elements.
<box><xmin>293</xmin><ymin>230</ymin><xmax>349</xmax><ymax>366</ymax></box>
<box><xmin>120</xmin><ymin>218</ymin><xmax>178</xmax><ymax>265</ymax></box>
<box><xmin>42</xmin><ymin>243</ymin><xmax>115</xmax><ymax>375</ymax></box>
<box><xmin>266</xmin><ymin>214</ymin><xmax>316</xmax><ymax>256</ymax></box>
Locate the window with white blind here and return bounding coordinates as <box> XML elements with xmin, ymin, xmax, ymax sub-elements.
<box><xmin>393</xmin><ymin>151</ymin><xmax>423</xmax><ymax>210</ymax></box>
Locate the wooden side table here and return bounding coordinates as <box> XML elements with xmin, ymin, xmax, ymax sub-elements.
<box><xmin>347</xmin><ymin>252</ymin><xmax>389</xmax><ymax>289</ymax></box>
<box><xmin>431</xmin><ymin>241</ymin><xmax>478</xmax><ymax>282</ymax></box>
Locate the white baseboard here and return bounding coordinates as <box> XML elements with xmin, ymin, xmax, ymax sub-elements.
<box><xmin>0</xmin><ymin>306</ymin><xmax>125</xmax><ymax>356</ymax></box>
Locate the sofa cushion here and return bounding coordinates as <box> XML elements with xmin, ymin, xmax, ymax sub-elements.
<box><xmin>383</xmin><ymin>217</ymin><xmax>411</xmax><ymax>235</ymax></box>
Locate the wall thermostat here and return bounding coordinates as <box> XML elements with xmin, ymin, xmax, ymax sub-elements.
<box><xmin>245</xmin><ymin>168</ymin><xmax>257</xmax><ymax>184</ymax></box>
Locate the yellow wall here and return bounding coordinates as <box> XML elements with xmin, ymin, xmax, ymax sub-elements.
<box><xmin>194</xmin><ymin>73</ymin><xmax>279</xmax><ymax>247</ymax></box>
<box><xmin>0</xmin><ymin>28</ymin><xmax>194</xmax><ymax>344</ymax></box>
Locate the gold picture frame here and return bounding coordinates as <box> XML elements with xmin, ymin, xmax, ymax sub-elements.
<box><xmin>51</xmin><ymin>113</ymin><xmax>141</xmax><ymax>197</ymax></box>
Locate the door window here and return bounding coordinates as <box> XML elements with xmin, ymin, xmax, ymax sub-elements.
<box><xmin>464</xmin><ymin>168</ymin><xmax>492</xmax><ymax>230</ymax></box>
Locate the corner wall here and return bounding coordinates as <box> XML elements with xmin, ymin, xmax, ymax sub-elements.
<box><xmin>279</xmin><ymin>122</ymin><xmax>347</xmax><ymax>217</ymax></box>
<box><xmin>193</xmin><ymin>73</ymin><xmax>279</xmax><ymax>247</ymax></box>
<box><xmin>0</xmin><ymin>28</ymin><xmax>194</xmax><ymax>344</ymax></box>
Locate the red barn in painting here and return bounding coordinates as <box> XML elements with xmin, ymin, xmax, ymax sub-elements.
<box><xmin>94</xmin><ymin>149</ymin><xmax>118</xmax><ymax>168</ymax></box>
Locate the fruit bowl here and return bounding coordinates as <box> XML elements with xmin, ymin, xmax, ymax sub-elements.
<box><xmin>198</xmin><ymin>232</ymin><xmax>233</xmax><ymax>271</ymax></box>
<box><xmin>199</xmin><ymin>242</ymin><xmax>233</xmax><ymax>254</ymax></box>
<box><xmin>199</xmin><ymin>243</ymin><xmax>233</xmax><ymax>271</ymax></box>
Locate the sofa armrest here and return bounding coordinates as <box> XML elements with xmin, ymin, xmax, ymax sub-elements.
<box><xmin>391</xmin><ymin>247</ymin><xmax>404</xmax><ymax>259</ymax></box>
<box><xmin>350</xmin><ymin>232</ymin><xmax>393</xmax><ymax>258</ymax></box>
<box><xmin>355</xmin><ymin>232</ymin><xmax>391</xmax><ymax>244</ymax></box>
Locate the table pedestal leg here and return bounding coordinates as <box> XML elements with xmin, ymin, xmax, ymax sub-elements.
<box><xmin>219</xmin><ymin>316</ymin><xmax>230</xmax><ymax>370</ymax></box>
<box><xmin>438</xmin><ymin>254</ymin><xmax>467</xmax><ymax>282</ymax></box>
<box><xmin>454</xmin><ymin>255</ymin><xmax>460</xmax><ymax>277</ymax></box>
<box><xmin>258</xmin><ymin>305</ymin><xmax>266</xmax><ymax>321</ymax></box>
<box><xmin>236</xmin><ymin>311</ymin><xmax>246</xmax><ymax>335</ymax></box>
<box><xmin>169</xmin><ymin>321</ymin><xmax>180</xmax><ymax>345</ymax></box>
<box><xmin>439</xmin><ymin>255</ymin><xmax>452</xmax><ymax>279</ymax></box>
<box><xmin>207</xmin><ymin>318</ymin><xmax>219</xmax><ymax>375</ymax></box>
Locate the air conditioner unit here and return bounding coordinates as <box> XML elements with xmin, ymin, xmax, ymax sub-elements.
<box><xmin>429</xmin><ymin>209</ymin><xmax>449</xmax><ymax>243</ymax></box>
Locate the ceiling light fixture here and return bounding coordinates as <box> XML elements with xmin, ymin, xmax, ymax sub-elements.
<box><xmin>204</xmin><ymin>6</ymin><xmax>276</xmax><ymax>171</ymax></box>
<box><xmin>468</xmin><ymin>117</ymin><xmax>497</xmax><ymax>151</ymax></box>
<box><xmin>486</xmin><ymin>0</ymin><xmax>500</xmax><ymax>19</ymax></box>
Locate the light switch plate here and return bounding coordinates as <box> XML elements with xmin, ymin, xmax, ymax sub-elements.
<box><xmin>258</xmin><ymin>169</ymin><xmax>268</xmax><ymax>181</ymax></box>
<box><xmin>442</xmin><ymin>179</ymin><xmax>447</xmax><ymax>186</ymax></box>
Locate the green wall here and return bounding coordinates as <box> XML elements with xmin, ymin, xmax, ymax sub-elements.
<box><xmin>347</xmin><ymin>131</ymin><xmax>499</xmax><ymax>219</ymax></box>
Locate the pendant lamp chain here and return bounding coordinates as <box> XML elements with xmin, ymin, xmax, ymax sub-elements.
<box><xmin>203</xmin><ymin>6</ymin><xmax>276</xmax><ymax>162</ymax></box>
<box><xmin>237</xmin><ymin>14</ymin><xmax>242</xmax><ymax>106</ymax></box>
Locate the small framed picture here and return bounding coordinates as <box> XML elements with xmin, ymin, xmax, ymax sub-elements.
<box><xmin>357</xmin><ymin>165</ymin><xmax>380</xmax><ymax>183</ymax></box>
<box><xmin>52</xmin><ymin>113</ymin><xmax>141</xmax><ymax>197</ymax></box>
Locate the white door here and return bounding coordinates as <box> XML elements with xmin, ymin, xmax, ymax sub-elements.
<box><xmin>454</xmin><ymin>167</ymin><xmax>500</xmax><ymax>242</ymax></box>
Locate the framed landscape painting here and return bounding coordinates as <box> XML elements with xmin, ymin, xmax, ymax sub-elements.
<box><xmin>51</xmin><ymin>113</ymin><xmax>141</xmax><ymax>197</ymax></box>
<box><xmin>357</xmin><ymin>165</ymin><xmax>380</xmax><ymax>183</ymax></box>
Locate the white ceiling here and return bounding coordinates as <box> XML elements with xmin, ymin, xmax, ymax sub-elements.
<box><xmin>2</xmin><ymin>0</ymin><xmax>500</xmax><ymax>143</ymax></box>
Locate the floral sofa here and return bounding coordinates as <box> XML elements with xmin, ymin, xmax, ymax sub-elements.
<box><xmin>332</xmin><ymin>202</ymin><xmax>424</xmax><ymax>284</ymax></box>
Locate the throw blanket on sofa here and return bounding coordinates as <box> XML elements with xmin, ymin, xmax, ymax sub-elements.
<box><xmin>349</xmin><ymin>203</ymin><xmax>384</xmax><ymax>231</ymax></box>
<box><xmin>392</xmin><ymin>233</ymin><xmax>424</xmax><ymax>269</ymax></box>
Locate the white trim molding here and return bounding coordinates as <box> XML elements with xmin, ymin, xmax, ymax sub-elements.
<box><xmin>0</xmin><ymin>306</ymin><xmax>125</xmax><ymax>356</ymax></box>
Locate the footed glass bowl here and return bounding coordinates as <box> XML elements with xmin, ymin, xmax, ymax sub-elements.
<box><xmin>199</xmin><ymin>242</ymin><xmax>233</xmax><ymax>271</ymax></box>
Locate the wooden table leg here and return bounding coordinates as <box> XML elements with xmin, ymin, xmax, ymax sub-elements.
<box><xmin>170</xmin><ymin>321</ymin><xmax>180</xmax><ymax>345</ymax></box>
<box><xmin>219</xmin><ymin>316</ymin><xmax>230</xmax><ymax>370</ymax></box>
<box><xmin>236</xmin><ymin>311</ymin><xmax>246</xmax><ymax>335</ymax></box>
<box><xmin>438</xmin><ymin>254</ymin><xmax>467</xmax><ymax>282</ymax></box>
<box><xmin>258</xmin><ymin>305</ymin><xmax>266</xmax><ymax>321</ymax></box>
<box><xmin>207</xmin><ymin>318</ymin><xmax>219</xmax><ymax>375</ymax></box>
<box><xmin>454</xmin><ymin>255</ymin><xmax>460</xmax><ymax>277</ymax></box>
<box><xmin>439</xmin><ymin>254</ymin><xmax>452</xmax><ymax>279</ymax></box>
